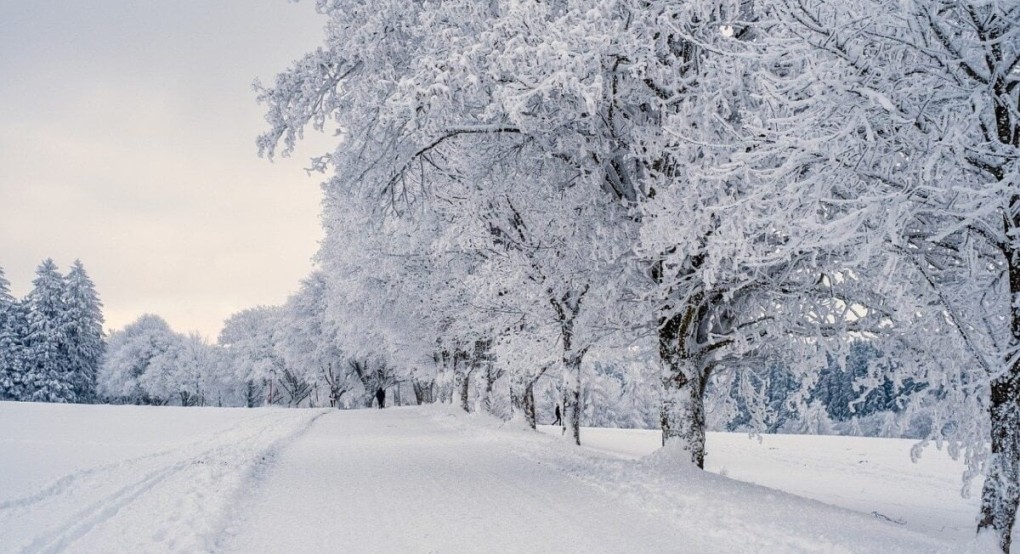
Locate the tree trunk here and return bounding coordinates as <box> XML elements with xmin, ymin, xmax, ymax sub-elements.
<box><xmin>441</xmin><ymin>378</ymin><xmax>454</xmax><ymax>404</ymax></box>
<box><xmin>658</xmin><ymin>299</ymin><xmax>708</xmax><ymax>468</ymax></box>
<box><xmin>413</xmin><ymin>379</ymin><xmax>435</xmax><ymax>404</ymax></box>
<box><xmin>265</xmin><ymin>379</ymin><xmax>276</xmax><ymax>406</ymax></box>
<box><xmin>660</xmin><ymin>358</ymin><xmax>707</xmax><ymax>468</ymax></box>
<box><xmin>977</xmin><ymin>372</ymin><xmax>1020</xmax><ymax>553</ymax></box>
<box><xmin>440</xmin><ymin>351</ymin><xmax>457</xmax><ymax>404</ymax></box>
<box><xmin>552</xmin><ymin>291</ymin><xmax>587</xmax><ymax>446</ymax></box>
<box><xmin>459</xmin><ymin>371</ymin><xmax>471</xmax><ymax>412</ymax></box>
<box><xmin>413</xmin><ymin>380</ymin><xmax>424</xmax><ymax>405</ymax></box>
<box><xmin>510</xmin><ymin>376</ymin><xmax>538</xmax><ymax>429</ymax></box>
<box><xmin>522</xmin><ymin>380</ymin><xmax>536</xmax><ymax>429</ymax></box>
<box><xmin>483</xmin><ymin>363</ymin><xmax>498</xmax><ymax>415</ymax></box>
<box><xmin>562</xmin><ymin>354</ymin><xmax>582</xmax><ymax>446</ymax></box>
<box><xmin>244</xmin><ymin>380</ymin><xmax>259</xmax><ymax>408</ymax></box>
<box><xmin>977</xmin><ymin>255</ymin><xmax>1020</xmax><ymax>552</ymax></box>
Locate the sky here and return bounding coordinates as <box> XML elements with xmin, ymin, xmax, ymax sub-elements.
<box><xmin>0</xmin><ymin>1</ymin><xmax>334</xmax><ymax>340</ymax></box>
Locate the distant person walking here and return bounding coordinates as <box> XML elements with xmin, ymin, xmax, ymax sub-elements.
<box><xmin>553</xmin><ymin>404</ymin><xmax>562</xmax><ymax>426</ymax></box>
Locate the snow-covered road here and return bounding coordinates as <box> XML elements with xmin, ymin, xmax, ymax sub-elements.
<box><xmin>219</xmin><ymin>408</ymin><xmax>689</xmax><ymax>554</ymax></box>
<box><xmin>219</xmin><ymin>407</ymin><xmax>952</xmax><ymax>554</ymax></box>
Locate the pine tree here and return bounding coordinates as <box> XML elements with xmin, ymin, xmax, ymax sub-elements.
<box><xmin>63</xmin><ymin>260</ymin><xmax>105</xmax><ymax>403</ymax></box>
<box><xmin>23</xmin><ymin>259</ymin><xmax>74</xmax><ymax>403</ymax></box>
<box><xmin>810</xmin><ymin>342</ymin><xmax>922</xmax><ymax>423</ymax></box>
<box><xmin>0</xmin><ymin>267</ymin><xmax>26</xmax><ymax>400</ymax></box>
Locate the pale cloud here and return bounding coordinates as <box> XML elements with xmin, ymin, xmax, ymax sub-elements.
<box><xmin>0</xmin><ymin>1</ymin><xmax>335</xmax><ymax>340</ymax></box>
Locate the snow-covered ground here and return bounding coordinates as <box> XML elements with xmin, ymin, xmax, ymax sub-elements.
<box><xmin>0</xmin><ymin>402</ymin><xmax>996</xmax><ymax>553</ymax></box>
<box><xmin>0</xmin><ymin>403</ymin><xmax>327</xmax><ymax>553</ymax></box>
<box><xmin>539</xmin><ymin>425</ymin><xmax>982</xmax><ymax>541</ymax></box>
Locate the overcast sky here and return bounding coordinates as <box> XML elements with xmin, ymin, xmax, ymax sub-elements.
<box><xmin>1</xmin><ymin>1</ymin><xmax>334</xmax><ymax>340</ymax></box>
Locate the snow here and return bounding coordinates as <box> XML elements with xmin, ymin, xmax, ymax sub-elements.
<box><xmin>0</xmin><ymin>402</ymin><xmax>997</xmax><ymax>553</ymax></box>
<box><xmin>220</xmin><ymin>408</ymin><xmax>686</xmax><ymax>554</ymax></box>
<box><xmin>0</xmin><ymin>402</ymin><xmax>327</xmax><ymax>553</ymax></box>
<box><xmin>538</xmin><ymin>426</ymin><xmax>981</xmax><ymax>540</ymax></box>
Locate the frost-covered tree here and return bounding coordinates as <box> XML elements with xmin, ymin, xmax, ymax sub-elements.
<box><xmin>219</xmin><ymin>306</ymin><xmax>288</xmax><ymax>406</ymax></box>
<box><xmin>198</xmin><ymin>345</ymin><xmax>244</xmax><ymax>407</ymax></box>
<box><xmin>0</xmin><ymin>261</ymin><xmax>105</xmax><ymax>404</ymax></box>
<box><xmin>141</xmin><ymin>332</ymin><xmax>212</xmax><ymax>407</ymax></box>
<box><xmin>610</xmin><ymin>0</ymin><xmax>894</xmax><ymax>468</ymax></box>
<box><xmin>276</xmin><ymin>272</ymin><xmax>349</xmax><ymax>407</ymax></box>
<box><xmin>763</xmin><ymin>0</ymin><xmax>1020</xmax><ymax>548</ymax></box>
<box><xmin>436</xmin><ymin>146</ymin><xmax>641</xmax><ymax>443</ymax></box>
<box><xmin>62</xmin><ymin>260</ymin><xmax>105</xmax><ymax>403</ymax></box>
<box><xmin>720</xmin><ymin>343</ymin><xmax>920</xmax><ymax>436</ymax></box>
<box><xmin>22</xmin><ymin>259</ymin><xmax>74</xmax><ymax>403</ymax></box>
<box><xmin>0</xmin><ymin>267</ymin><xmax>26</xmax><ymax>401</ymax></box>
<box><xmin>99</xmin><ymin>314</ymin><xmax>178</xmax><ymax>405</ymax></box>
<box><xmin>347</xmin><ymin>359</ymin><xmax>399</xmax><ymax>409</ymax></box>
<box><xmin>581</xmin><ymin>358</ymin><xmax>660</xmax><ymax>430</ymax></box>
<box><xmin>813</xmin><ymin>343</ymin><xmax>921</xmax><ymax>425</ymax></box>
<box><xmin>258</xmin><ymin>1</ymin><xmax>657</xmax><ymax>445</ymax></box>
<box><xmin>719</xmin><ymin>363</ymin><xmax>801</xmax><ymax>434</ymax></box>
<box><xmin>259</xmin><ymin>0</ymin><xmax>847</xmax><ymax>455</ymax></box>
<box><xmin>315</xmin><ymin>185</ymin><xmax>475</xmax><ymax>409</ymax></box>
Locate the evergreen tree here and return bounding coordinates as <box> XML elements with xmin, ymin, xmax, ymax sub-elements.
<box><xmin>63</xmin><ymin>260</ymin><xmax>105</xmax><ymax>403</ymax></box>
<box><xmin>23</xmin><ymin>259</ymin><xmax>74</xmax><ymax>403</ymax></box>
<box><xmin>0</xmin><ymin>267</ymin><xmax>26</xmax><ymax>400</ymax></box>
<box><xmin>812</xmin><ymin>342</ymin><xmax>923</xmax><ymax>423</ymax></box>
<box><xmin>4</xmin><ymin>301</ymin><xmax>30</xmax><ymax>400</ymax></box>
<box><xmin>721</xmin><ymin>342</ymin><xmax>926</xmax><ymax>435</ymax></box>
<box><xmin>724</xmin><ymin>364</ymin><xmax>801</xmax><ymax>433</ymax></box>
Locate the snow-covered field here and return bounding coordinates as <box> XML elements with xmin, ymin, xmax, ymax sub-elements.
<box><xmin>0</xmin><ymin>403</ymin><xmax>328</xmax><ymax>553</ymax></box>
<box><xmin>0</xmin><ymin>402</ymin><xmax>997</xmax><ymax>553</ymax></box>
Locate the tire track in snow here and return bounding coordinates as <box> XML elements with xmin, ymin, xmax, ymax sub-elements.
<box><xmin>0</xmin><ymin>411</ymin><xmax>281</xmax><ymax>513</ymax></box>
<box><xmin>210</xmin><ymin>411</ymin><xmax>335</xmax><ymax>552</ymax></box>
<box><xmin>2</xmin><ymin>409</ymin><xmax>327</xmax><ymax>554</ymax></box>
<box><xmin>23</xmin><ymin>461</ymin><xmax>192</xmax><ymax>554</ymax></box>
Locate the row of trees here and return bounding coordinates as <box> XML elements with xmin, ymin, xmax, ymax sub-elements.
<box><xmin>99</xmin><ymin>306</ymin><xmax>911</xmax><ymax>438</ymax></box>
<box><xmin>250</xmin><ymin>0</ymin><xmax>1018</xmax><ymax>550</ymax></box>
<box><xmin>99</xmin><ymin>314</ymin><xmax>219</xmax><ymax>407</ymax></box>
<box><xmin>0</xmin><ymin>261</ymin><xmax>105</xmax><ymax>404</ymax></box>
<box><xmin>98</xmin><ymin>300</ymin><xmax>405</xmax><ymax>411</ymax></box>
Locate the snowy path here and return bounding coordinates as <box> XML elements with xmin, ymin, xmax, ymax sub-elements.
<box><xmin>219</xmin><ymin>407</ymin><xmax>951</xmax><ymax>554</ymax></box>
<box><xmin>219</xmin><ymin>408</ymin><xmax>689</xmax><ymax>554</ymax></box>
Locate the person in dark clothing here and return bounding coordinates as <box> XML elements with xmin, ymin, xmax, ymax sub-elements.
<box><xmin>375</xmin><ymin>387</ymin><xmax>385</xmax><ymax>409</ymax></box>
<box><xmin>553</xmin><ymin>404</ymin><xmax>562</xmax><ymax>425</ymax></box>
